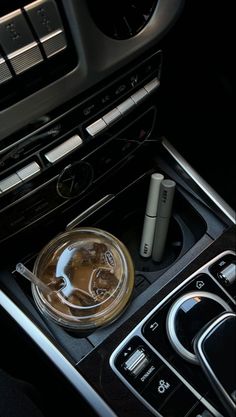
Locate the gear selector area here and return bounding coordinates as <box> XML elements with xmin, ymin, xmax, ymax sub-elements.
<box><xmin>110</xmin><ymin>251</ymin><xmax>236</xmax><ymax>417</ymax></box>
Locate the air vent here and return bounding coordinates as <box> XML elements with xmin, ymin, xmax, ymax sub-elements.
<box><xmin>88</xmin><ymin>0</ymin><xmax>158</xmax><ymax>40</ymax></box>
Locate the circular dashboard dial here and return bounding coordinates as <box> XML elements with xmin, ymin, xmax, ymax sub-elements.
<box><xmin>57</xmin><ymin>161</ymin><xmax>94</xmax><ymax>199</ymax></box>
<box><xmin>88</xmin><ymin>0</ymin><xmax>158</xmax><ymax>40</ymax></box>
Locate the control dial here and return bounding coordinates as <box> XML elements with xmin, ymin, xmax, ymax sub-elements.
<box><xmin>166</xmin><ymin>291</ymin><xmax>232</xmax><ymax>364</ymax></box>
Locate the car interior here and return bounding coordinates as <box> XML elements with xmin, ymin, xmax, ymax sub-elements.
<box><xmin>0</xmin><ymin>1</ymin><xmax>235</xmax><ymax>417</ymax></box>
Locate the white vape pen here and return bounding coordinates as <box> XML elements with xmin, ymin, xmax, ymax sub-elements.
<box><xmin>152</xmin><ymin>179</ymin><xmax>176</xmax><ymax>262</ymax></box>
<box><xmin>140</xmin><ymin>173</ymin><xmax>164</xmax><ymax>257</ymax></box>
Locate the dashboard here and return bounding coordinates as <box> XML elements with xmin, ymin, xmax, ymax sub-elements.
<box><xmin>0</xmin><ymin>2</ymin><xmax>235</xmax><ymax>417</ymax></box>
<box><xmin>0</xmin><ymin>0</ymin><xmax>184</xmax><ymax>139</ymax></box>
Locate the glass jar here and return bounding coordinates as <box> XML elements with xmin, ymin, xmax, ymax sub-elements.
<box><xmin>32</xmin><ymin>227</ymin><xmax>134</xmax><ymax>331</ymax></box>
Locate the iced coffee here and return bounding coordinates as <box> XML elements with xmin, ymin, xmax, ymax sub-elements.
<box><xmin>32</xmin><ymin>228</ymin><xmax>134</xmax><ymax>330</ymax></box>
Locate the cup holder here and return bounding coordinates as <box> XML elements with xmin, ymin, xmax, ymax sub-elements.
<box><xmin>115</xmin><ymin>209</ymin><xmax>182</xmax><ymax>273</ymax></box>
<box><xmin>90</xmin><ymin>181</ymin><xmax>205</xmax><ymax>287</ymax></box>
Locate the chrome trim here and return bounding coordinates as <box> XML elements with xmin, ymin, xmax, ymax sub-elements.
<box><xmin>102</xmin><ymin>108</ymin><xmax>122</xmax><ymax>125</ymax></box>
<box><xmin>162</xmin><ymin>138</ymin><xmax>236</xmax><ymax>224</ymax></box>
<box><xmin>131</xmin><ymin>88</ymin><xmax>148</xmax><ymax>104</ymax></box>
<box><xmin>41</xmin><ymin>29</ymin><xmax>64</xmax><ymax>43</ymax></box>
<box><xmin>195</xmin><ymin>312</ymin><xmax>236</xmax><ymax>416</ymax></box>
<box><xmin>0</xmin><ymin>290</ymin><xmax>117</xmax><ymax>417</ymax></box>
<box><xmin>24</xmin><ymin>0</ymin><xmax>48</xmax><ymax>11</ymax></box>
<box><xmin>117</xmin><ymin>98</ymin><xmax>135</xmax><ymax>115</ymax></box>
<box><xmin>66</xmin><ymin>194</ymin><xmax>115</xmax><ymax>230</ymax></box>
<box><xmin>86</xmin><ymin>118</ymin><xmax>107</xmax><ymax>137</ymax></box>
<box><xmin>110</xmin><ymin>251</ymin><xmax>236</xmax><ymax>417</ymax></box>
<box><xmin>0</xmin><ymin>172</ymin><xmax>22</xmax><ymax>192</ymax></box>
<box><xmin>45</xmin><ymin>135</ymin><xmax>82</xmax><ymax>163</ymax></box>
<box><xmin>0</xmin><ymin>9</ymin><xmax>22</xmax><ymax>22</ymax></box>
<box><xmin>16</xmin><ymin>161</ymin><xmax>41</xmax><ymax>181</ymax></box>
<box><xmin>166</xmin><ymin>291</ymin><xmax>232</xmax><ymax>364</ymax></box>
<box><xmin>144</xmin><ymin>78</ymin><xmax>160</xmax><ymax>93</ymax></box>
<box><xmin>8</xmin><ymin>41</ymin><xmax>39</xmax><ymax>59</ymax></box>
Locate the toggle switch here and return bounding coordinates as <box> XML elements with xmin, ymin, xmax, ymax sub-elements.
<box><xmin>0</xmin><ymin>9</ymin><xmax>43</xmax><ymax>74</ymax></box>
<box><xmin>24</xmin><ymin>0</ymin><xmax>67</xmax><ymax>58</ymax></box>
<box><xmin>124</xmin><ymin>348</ymin><xmax>150</xmax><ymax>377</ymax></box>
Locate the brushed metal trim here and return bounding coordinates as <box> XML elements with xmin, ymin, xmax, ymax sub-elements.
<box><xmin>162</xmin><ymin>138</ymin><xmax>236</xmax><ymax>224</ymax></box>
<box><xmin>66</xmin><ymin>194</ymin><xmax>115</xmax><ymax>230</ymax></box>
<box><xmin>41</xmin><ymin>29</ymin><xmax>64</xmax><ymax>43</ymax></box>
<box><xmin>86</xmin><ymin>118</ymin><xmax>107</xmax><ymax>136</ymax></box>
<box><xmin>44</xmin><ymin>134</ymin><xmax>82</xmax><ymax>163</ymax></box>
<box><xmin>16</xmin><ymin>161</ymin><xmax>41</xmax><ymax>181</ymax></box>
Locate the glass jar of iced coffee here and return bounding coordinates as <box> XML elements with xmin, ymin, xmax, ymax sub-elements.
<box><xmin>32</xmin><ymin>228</ymin><xmax>134</xmax><ymax>330</ymax></box>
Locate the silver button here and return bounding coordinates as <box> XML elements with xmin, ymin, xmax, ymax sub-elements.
<box><xmin>0</xmin><ymin>173</ymin><xmax>22</xmax><ymax>192</ymax></box>
<box><xmin>144</xmin><ymin>77</ymin><xmax>160</xmax><ymax>93</ymax></box>
<box><xmin>218</xmin><ymin>263</ymin><xmax>236</xmax><ymax>286</ymax></box>
<box><xmin>24</xmin><ymin>0</ymin><xmax>67</xmax><ymax>58</ymax></box>
<box><xmin>0</xmin><ymin>54</ymin><xmax>12</xmax><ymax>85</ymax></box>
<box><xmin>45</xmin><ymin>135</ymin><xmax>83</xmax><ymax>163</ymax></box>
<box><xmin>131</xmin><ymin>88</ymin><xmax>147</xmax><ymax>104</ymax></box>
<box><xmin>102</xmin><ymin>108</ymin><xmax>122</xmax><ymax>125</ymax></box>
<box><xmin>86</xmin><ymin>119</ymin><xmax>107</xmax><ymax>137</ymax></box>
<box><xmin>117</xmin><ymin>98</ymin><xmax>135</xmax><ymax>115</ymax></box>
<box><xmin>16</xmin><ymin>161</ymin><xmax>41</xmax><ymax>181</ymax></box>
<box><xmin>124</xmin><ymin>348</ymin><xmax>150</xmax><ymax>377</ymax></box>
<box><xmin>0</xmin><ymin>10</ymin><xmax>43</xmax><ymax>74</ymax></box>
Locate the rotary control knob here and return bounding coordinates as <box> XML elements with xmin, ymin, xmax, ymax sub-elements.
<box><xmin>166</xmin><ymin>291</ymin><xmax>232</xmax><ymax>364</ymax></box>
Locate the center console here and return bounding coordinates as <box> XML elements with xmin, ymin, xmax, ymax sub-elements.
<box><xmin>111</xmin><ymin>251</ymin><xmax>236</xmax><ymax>417</ymax></box>
<box><xmin>0</xmin><ymin>1</ymin><xmax>235</xmax><ymax>417</ymax></box>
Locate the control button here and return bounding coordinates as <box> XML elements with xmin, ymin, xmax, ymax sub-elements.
<box><xmin>143</xmin><ymin>365</ymin><xmax>181</xmax><ymax>409</ymax></box>
<box><xmin>210</xmin><ymin>253</ymin><xmax>236</xmax><ymax>299</ymax></box>
<box><xmin>0</xmin><ymin>10</ymin><xmax>43</xmax><ymax>74</ymax></box>
<box><xmin>142</xmin><ymin>307</ymin><xmax>174</xmax><ymax>360</ymax></box>
<box><xmin>131</xmin><ymin>88</ymin><xmax>148</xmax><ymax>104</ymax></box>
<box><xmin>0</xmin><ymin>173</ymin><xmax>22</xmax><ymax>192</ymax></box>
<box><xmin>102</xmin><ymin>107</ymin><xmax>122</xmax><ymax>125</ymax></box>
<box><xmin>45</xmin><ymin>135</ymin><xmax>82</xmax><ymax>163</ymax></box>
<box><xmin>24</xmin><ymin>0</ymin><xmax>67</xmax><ymax>58</ymax></box>
<box><xmin>144</xmin><ymin>77</ymin><xmax>160</xmax><ymax>93</ymax></box>
<box><xmin>86</xmin><ymin>118</ymin><xmax>107</xmax><ymax>137</ymax></box>
<box><xmin>124</xmin><ymin>348</ymin><xmax>150</xmax><ymax>377</ymax></box>
<box><xmin>158</xmin><ymin>384</ymin><xmax>198</xmax><ymax>416</ymax></box>
<box><xmin>117</xmin><ymin>98</ymin><xmax>135</xmax><ymax>115</ymax></box>
<box><xmin>16</xmin><ymin>162</ymin><xmax>41</xmax><ymax>181</ymax></box>
<box><xmin>114</xmin><ymin>336</ymin><xmax>163</xmax><ymax>392</ymax></box>
<box><xmin>0</xmin><ymin>54</ymin><xmax>12</xmax><ymax>85</ymax></box>
<box><xmin>187</xmin><ymin>273</ymin><xmax>223</xmax><ymax>294</ymax></box>
<box><xmin>217</xmin><ymin>263</ymin><xmax>236</xmax><ymax>286</ymax></box>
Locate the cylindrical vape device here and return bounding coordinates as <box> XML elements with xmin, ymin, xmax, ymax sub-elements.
<box><xmin>140</xmin><ymin>173</ymin><xmax>164</xmax><ymax>258</ymax></box>
<box><xmin>152</xmin><ymin>179</ymin><xmax>176</xmax><ymax>262</ymax></box>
